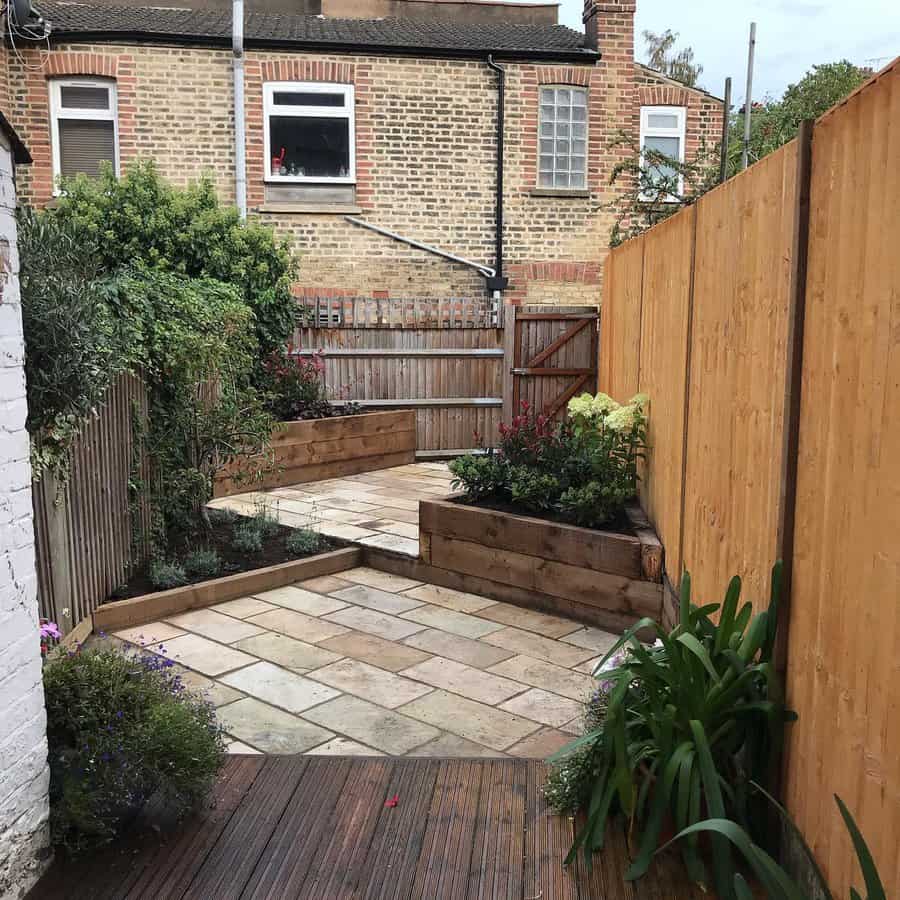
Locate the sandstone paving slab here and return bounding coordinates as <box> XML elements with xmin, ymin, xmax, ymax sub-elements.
<box><xmin>476</xmin><ymin>603</ymin><xmax>583</xmax><ymax>639</ymax></box>
<box><xmin>506</xmin><ymin>727</ymin><xmax>575</xmax><ymax>759</ymax></box>
<box><xmin>331</xmin><ymin>583</ymin><xmax>424</xmax><ymax>616</ymax></box>
<box><xmin>336</xmin><ymin>566</ymin><xmax>423</xmax><ymax>593</ymax></box>
<box><xmin>406</xmin><ymin>734</ymin><xmax>505</xmax><ymax>758</ymax></box>
<box><xmin>179</xmin><ymin>670</ymin><xmax>244</xmax><ymax>707</ymax></box>
<box><xmin>302</xmin><ymin>695</ymin><xmax>440</xmax><ymax>755</ymax></box>
<box><xmin>231</xmin><ymin>631</ymin><xmax>343</xmax><ymax>672</ymax></box>
<box><xmin>487</xmin><ymin>655</ymin><xmax>594</xmax><ymax>703</ymax></box>
<box><xmin>363</xmin><ymin>519</ymin><xmax>420</xmax><ymax>539</ymax></box>
<box><xmin>308</xmin><ymin>659</ymin><xmax>433</xmax><ymax>708</ymax></box>
<box><xmin>357</xmin><ymin>495</ymin><xmax>420</xmax><ymax>511</ymax></box>
<box><xmin>252</xmin><ymin>585</ymin><xmax>348</xmax><ymax>617</ymax></box>
<box><xmin>318</xmin><ymin>631</ymin><xmax>431</xmax><ymax>673</ymax></box>
<box><xmin>400</xmin><ymin>605</ymin><xmax>505</xmax><ymax>640</ymax></box>
<box><xmin>314</xmin><ymin>508</ymin><xmax>377</xmax><ymax>525</ymax></box>
<box><xmin>212</xmin><ymin>596</ymin><xmax>278</xmax><ymax>619</ymax></box>
<box><xmin>225</xmin><ymin>739</ymin><xmax>262</xmax><ymax>754</ymax></box>
<box><xmin>217</xmin><ymin>698</ymin><xmax>334</xmax><ymax>754</ymax></box>
<box><xmin>357</xmin><ymin>533</ymin><xmax>420</xmax><ymax>556</ymax></box>
<box><xmin>399</xmin><ymin>690</ymin><xmax>540</xmax><ymax>752</ymax></box>
<box><xmin>401</xmin><ymin>584</ymin><xmax>497</xmax><ymax>614</ymax></box>
<box><xmin>499</xmin><ymin>688</ymin><xmax>583</xmax><ymax>728</ymax></box>
<box><xmin>297</xmin><ymin>575</ymin><xmax>354</xmax><ymax>594</ymax></box>
<box><xmin>403</xmin><ymin>629</ymin><xmax>515</xmax><ymax>669</ymax></box>
<box><xmin>165</xmin><ymin>608</ymin><xmax>265</xmax><ymax>644</ymax></box>
<box><xmin>114</xmin><ymin>621</ymin><xmax>185</xmax><ymax>647</ymax></box>
<box><xmin>575</xmin><ymin>656</ymin><xmax>602</xmax><ymax>675</ymax></box>
<box><xmin>324</xmin><ymin>605</ymin><xmax>427</xmax><ymax>642</ymax></box>
<box><xmin>306</xmin><ymin>737</ymin><xmax>385</xmax><ymax>756</ymax></box>
<box><xmin>316</xmin><ymin>522</ymin><xmax>378</xmax><ymax>541</ymax></box>
<box><xmin>367</xmin><ymin>507</ymin><xmax>419</xmax><ymax>524</ymax></box>
<box><xmin>481</xmin><ymin>627</ymin><xmax>596</xmax><ymax>668</ymax></box>
<box><xmin>247</xmin><ymin>607</ymin><xmax>350</xmax><ymax>644</ymax></box>
<box><xmin>220</xmin><ymin>661</ymin><xmax>340</xmax><ymax>714</ymax></box>
<box><xmin>153</xmin><ymin>633</ymin><xmax>257</xmax><ymax>677</ymax></box>
<box><xmin>561</xmin><ymin>626</ymin><xmax>620</xmax><ymax>655</ymax></box>
<box><xmin>400</xmin><ymin>656</ymin><xmax>526</xmax><ymax>706</ymax></box>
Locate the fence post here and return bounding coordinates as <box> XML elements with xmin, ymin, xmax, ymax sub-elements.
<box><xmin>41</xmin><ymin>472</ymin><xmax>73</xmax><ymax>632</ymax></box>
<box><xmin>501</xmin><ymin>302</ymin><xmax>516</xmax><ymax>423</ymax></box>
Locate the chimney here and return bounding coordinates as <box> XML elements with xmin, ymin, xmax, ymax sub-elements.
<box><xmin>583</xmin><ymin>0</ymin><xmax>636</xmax><ymax>53</ymax></box>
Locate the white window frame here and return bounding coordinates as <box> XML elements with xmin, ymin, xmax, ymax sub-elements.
<box><xmin>639</xmin><ymin>105</ymin><xmax>686</xmax><ymax>202</ymax></box>
<box><xmin>537</xmin><ymin>84</ymin><xmax>589</xmax><ymax>191</ymax></box>
<box><xmin>263</xmin><ymin>81</ymin><xmax>356</xmax><ymax>184</ymax></box>
<box><xmin>48</xmin><ymin>77</ymin><xmax>119</xmax><ymax>190</ymax></box>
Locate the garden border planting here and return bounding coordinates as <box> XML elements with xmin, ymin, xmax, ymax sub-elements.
<box><xmin>411</xmin><ymin>496</ymin><xmax>663</xmax><ymax>632</ymax></box>
<box><xmin>91</xmin><ymin>546</ymin><xmax>360</xmax><ymax>632</ymax></box>
<box><xmin>213</xmin><ymin>410</ymin><xmax>416</xmax><ymax>497</ymax></box>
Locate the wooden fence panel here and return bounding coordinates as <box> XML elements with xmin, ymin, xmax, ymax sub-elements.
<box><xmin>634</xmin><ymin>208</ymin><xmax>695</xmax><ymax>582</ymax></box>
<box><xmin>33</xmin><ymin>372</ymin><xmax>151</xmax><ymax>633</ymax></box>
<box><xmin>784</xmin><ymin>64</ymin><xmax>900</xmax><ymax>897</ymax></box>
<box><xmin>598</xmin><ymin>234</ymin><xmax>643</xmax><ymax>400</ymax></box>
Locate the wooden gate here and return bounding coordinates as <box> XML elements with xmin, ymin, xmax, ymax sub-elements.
<box><xmin>505</xmin><ymin>305</ymin><xmax>599</xmax><ymax>422</ymax></box>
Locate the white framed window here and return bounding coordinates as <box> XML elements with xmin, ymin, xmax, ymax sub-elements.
<box><xmin>639</xmin><ymin>105</ymin><xmax>686</xmax><ymax>200</ymax></box>
<box><xmin>49</xmin><ymin>78</ymin><xmax>119</xmax><ymax>185</ymax></box>
<box><xmin>538</xmin><ymin>85</ymin><xmax>588</xmax><ymax>190</ymax></box>
<box><xmin>264</xmin><ymin>82</ymin><xmax>355</xmax><ymax>183</ymax></box>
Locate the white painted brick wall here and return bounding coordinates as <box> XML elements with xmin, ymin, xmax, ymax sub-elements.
<box><xmin>0</xmin><ymin>132</ymin><xmax>51</xmax><ymax>900</ymax></box>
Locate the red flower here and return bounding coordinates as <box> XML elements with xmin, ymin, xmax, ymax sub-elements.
<box><xmin>385</xmin><ymin>794</ymin><xmax>399</xmax><ymax>808</ymax></box>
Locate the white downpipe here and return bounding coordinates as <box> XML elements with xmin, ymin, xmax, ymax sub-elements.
<box><xmin>232</xmin><ymin>0</ymin><xmax>247</xmax><ymax>218</ymax></box>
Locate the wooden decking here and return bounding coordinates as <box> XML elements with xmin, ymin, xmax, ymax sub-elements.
<box><xmin>30</xmin><ymin>757</ymin><xmax>705</xmax><ymax>899</ymax></box>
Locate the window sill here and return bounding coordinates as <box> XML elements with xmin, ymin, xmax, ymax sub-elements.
<box><xmin>258</xmin><ymin>202</ymin><xmax>363</xmax><ymax>215</ymax></box>
<box><xmin>529</xmin><ymin>188</ymin><xmax>591</xmax><ymax>199</ymax></box>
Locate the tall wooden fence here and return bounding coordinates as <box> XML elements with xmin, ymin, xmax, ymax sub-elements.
<box><xmin>295</xmin><ymin>297</ymin><xmax>598</xmax><ymax>453</ymax></box>
<box><xmin>33</xmin><ymin>371</ymin><xmax>152</xmax><ymax>634</ymax></box>
<box><xmin>598</xmin><ymin>59</ymin><xmax>899</xmax><ymax>896</ymax></box>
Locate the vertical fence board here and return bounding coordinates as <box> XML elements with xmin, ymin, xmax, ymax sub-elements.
<box><xmin>598</xmin><ymin>234</ymin><xmax>643</xmax><ymax>399</ymax></box>
<box><xmin>785</xmin><ymin>62</ymin><xmax>900</xmax><ymax>897</ymax></box>
<box><xmin>635</xmin><ymin>208</ymin><xmax>695</xmax><ymax>582</ymax></box>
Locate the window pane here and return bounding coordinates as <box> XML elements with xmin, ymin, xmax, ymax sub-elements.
<box><xmin>269</xmin><ymin>115</ymin><xmax>350</xmax><ymax>177</ymax></box>
<box><xmin>573</xmin><ymin>139</ymin><xmax>586</xmax><ymax>154</ymax></box>
<box><xmin>540</xmin><ymin>104</ymin><xmax>555</xmax><ymax>120</ymax></box>
<box><xmin>60</xmin><ymin>85</ymin><xmax>109</xmax><ymax>110</ymax></box>
<box><xmin>540</xmin><ymin>139</ymin><xmax>553</xmax><ymax>154</ymax></box>
<box><xmin>541</xmin><ymin>88</ymin><xmax>554</xmax><ymax>104</ymax></box>
<box><xmin>572</xmin><ymin>122</ymin><xmax>586</xmax><ymax>137</ymax></box>
<box><xmin>540</xmin><ymin>122</ymin><xmax>553</xmax><ymax>137</ymax></box>
<box><xmin>571</xmin><ymin>173</ymin><xmax>586</xmax><ymax>188</ymax></box>
<box><xmin>647</xmin><ymin>112</ymin><xmax>679</xmax><ymax>128</ymax></box>
<box><xmin>58</xmin><ymin>119</ymin><xmax>115</xmax><ymax>177</ymax></box>
<box><xmin>554</xmin><ymin>172</ymin><xmax>569</xmax><ymax>188</ymax></box>
<box><xmin>557</xmin><ymin>122</ymin><xmax>569</xmax><ymax>137</ymax></box>
<box><xmin>644</xmin><ymin>135</ymin><xmax>680</xmax><ymax>184</ymax></box>
<box><xmin>539</xmin><ymin>155</ymin><xmax>554</xmax><ymax>172</ymax></box>
<box><xmin>572</xmin><ymin>105</ymin><xmax>586</xmax><ymax>122</ymax></box>
<box><xmin>558</xmin><ymin>89</ymin><xmax>570</xmax><ymax>103</ymax></box>
<box><xmin>273</xmin><ymin>91</ymin><xmax>344</xmax><ymax>107</ymax></box>
<box><xmin>572</xmin><ymin>89</ymin><xmax>587</xmax><ymax>107</ymax></box>
<box><xmin>539</xmin><ymin>171</ymin><xmax>553</xmax><ymax>187</ymax></box>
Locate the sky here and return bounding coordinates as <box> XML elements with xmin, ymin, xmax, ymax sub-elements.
<box><xmin>546</xmin><ymin>0</ymin><xmax>899</xmax><ymax>103</ymax></box>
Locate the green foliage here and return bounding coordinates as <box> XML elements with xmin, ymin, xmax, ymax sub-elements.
<box><xmin>726</xmin><ymin>61</ymin><xmax>867</xmax><ymax>176</ymax></box>
<box><xmin>285</xmin><ymin>528</ymin><xmax>321</xmax><ymax>556</ymax></box>
<box><xmin>251</xmin><ymin>504</ymin><xmax>282</xmax><ymax>539</ymax></box>
<box><xmin>669</xmin><ymin>792</ymin><xmax>886</xmax><ymax>900</ymax></box>
<box><xmin>553</xmin><ymin>566</ymin><xmax>793</xmax><ymax>899</ymax></box>
<box><xmin>183</xmin><ymin>548</ymin><xmax>223</xmax><ymax>579</ymax></box>
<box><xmin>643</xmin><ymin>29</ymin><xmax>703</xmax><ymax>87</ymax></box>
<box><xmin>148</xmin><ymin>559</ymin><xmax>188</xmax><ymax>590</ymax></box>
<box><xmin>17</xmin><ymin>210</ymin><xmax>129</xmax><ymax>478</ymax></box>
<box><xmin>232</xmin><ymin>520</ymin><xmax>264</xmax><ymax>554</ymax></box>
<box><xmin>450</xmin><ymin>393</ymin><xmax>647</xmax><ymax>529</ymax></box>
<box><xmin>43</xmin><ymin>646</ymin><xmax>225</xmax><ymax>854</ymax></box>
<box><xmin>52</xmin><ymin>161</ymin><xmax>296</xmax><ymax>358</ymax></box>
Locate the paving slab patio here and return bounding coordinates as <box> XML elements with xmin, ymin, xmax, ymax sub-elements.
<box><xmin>113</xmin><ymin>564</ymin><xmax>616</xmax><ymax>758</ymax></box>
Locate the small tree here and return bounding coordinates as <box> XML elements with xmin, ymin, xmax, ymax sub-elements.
<box><xmin>643</xmin><ymin>29</ymin><xmax>703</xmax><ymax>88</ymax></box>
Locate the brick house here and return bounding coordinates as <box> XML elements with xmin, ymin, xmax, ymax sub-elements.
<box><xmin>0</xmin><ymin>0</ymin><xmax>722</xmax><ymax>308</ymax></box>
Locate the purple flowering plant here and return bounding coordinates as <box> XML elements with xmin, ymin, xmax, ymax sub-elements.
<box><xmin>42</xmin><ymin>641</ymin><xmax>225</xmax><ymax>854</ymax></box>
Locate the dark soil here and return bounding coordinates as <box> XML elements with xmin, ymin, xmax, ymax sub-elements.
<box><xmin>108</xmin><ymin>513</ymin><xmax>346</xmax><ymax>601</ymax></box>
<box><xmin>451</xmin><ymin>494</ymin><xmax>636</xmax><ymax>536</ymax></box>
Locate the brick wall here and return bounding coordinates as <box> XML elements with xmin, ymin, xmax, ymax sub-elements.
<box><xmin>5</xmin><ymin>17</ymin><xmax>716</xmax><ymax>308</ymax></box>
<box><xmin>0</xmin><ymin>124</ymin><xmax>51</xmax><ymax>898</ymax></box>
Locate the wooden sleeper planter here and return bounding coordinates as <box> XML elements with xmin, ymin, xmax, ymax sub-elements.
<box><xmin>214</xmin><ymin>410</ymin><xmax>416</xmax><ymax>497</ymax></box>
<box><xmin>417</xmin><ymin>497</ymin><xmax>664</xmax><ymax>633</ymax></box>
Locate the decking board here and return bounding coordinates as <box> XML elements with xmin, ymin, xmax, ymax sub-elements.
<box><xmin>28</xmin><ymin>757</ymin><xmax>707</xmax><ymax>900</ymax></box>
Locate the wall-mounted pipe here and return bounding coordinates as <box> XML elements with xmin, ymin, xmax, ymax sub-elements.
<box><xmin>486</xmin><ymin>54</ymin><xmax>508</xmax><ymax>295</ymax></box>
<box><xmin>232</xmin><ymin>0</ymin><xmax>247</xmax><ymax>218</ymax></box>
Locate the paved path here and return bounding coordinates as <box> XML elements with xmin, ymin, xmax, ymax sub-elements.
<box><xmin>209</xmin><ymin>462</ymin><xmax>454</xmax><ymax>557</ymax></box>
<box><xmin>112</xmin><ymin>565</ymin><xmax>619</xmax><ymax>758</ymax></box>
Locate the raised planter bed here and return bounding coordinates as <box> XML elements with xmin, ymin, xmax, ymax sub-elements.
<box><xmin>213</xmin><ymin>410</ymin><xmax>416</xmax><ymax>498</ymax></box>
<box><xmin>416</xmin><ymin>496</ymin><xmax>663</xmax><ymax>633</ymax></box>
<box><xmin>92</xmin><ymin>546</ymin><xmax>361</xmax><ymax>632</ymax></box>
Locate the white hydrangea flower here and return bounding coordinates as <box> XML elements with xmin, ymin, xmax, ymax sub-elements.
<box><xmin>605</xmin><ymin>403</ymin><xmax>638</xmax><ymax>432</ymax></box>
<box><xmin>591</xmin><ymin>392</ymin><xmax>620</xmax><ymax>415</ymax></box>
<box><xmin>567</xmin><ymin>392</ymin><xmax>596</xmax><ymax>418</ymax></box>
<box><xmin>629</xmin><ymin>392</ymin><xmax>649</xmax><ymax>409</ymax></box>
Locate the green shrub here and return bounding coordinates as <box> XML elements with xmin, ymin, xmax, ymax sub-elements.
<box><xmin>558</xmin><ymin>480</ymin><xmax>631</xmax><ymax>529</ymax></box>
<box><xmin>52</xmin><ymin>161</ymin><xmax>296</xmax><ymax>359</ymax></box>
<box><xmin>251</xmin><ymin>505</ymin><xmax>282</xmax><ymax>539</ymax></box>
<box><xmin>148</xmin><ymin>560</ymin><xmax>188</xmax><ymax>590</ymax></box>
<box><xmin>183</xmin><ymin>548</ymin><xmax>223</xmax><ymax>579</ymax></box>
<box><xmin>553</xmin><ymin>566</ymin><xmax>793</xmax><ymax>898</ymax></box>
<box><xmin>43</xmin><ymin>646</ymin><xmax>225</xmax><ymax>854</ymax></box>
<box><xmin>449</xmin><ymin>454</ymin><xmax>509</xmax><ymax>500</ymax></box>
<box><xmin>209</xmin><ymin>507</ymin><xmax>240</xmax><ymax>527</ymax></box>
<box><xmin>285</xmin><ymin>528</ymin><xmax>321</xmax><ymax>556</ymax></box>
<box><xmin>232</xmin><ymin>521</ymin><xmax>263</xmax><ymax>554</ymax></box>
<box><xmin>508</xmin><ymin>466</ymin><xmax>559</xmax><ymax>512</ymax></box>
